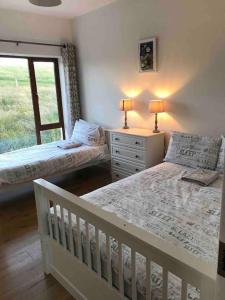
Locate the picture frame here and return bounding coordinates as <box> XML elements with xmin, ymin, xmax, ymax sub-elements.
<box><xmin>139</xmin><ymin>37</ymin><xmax>157</xmax><ymax>72</ymax></box>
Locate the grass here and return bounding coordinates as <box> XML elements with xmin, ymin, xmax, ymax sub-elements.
<box><xmin>0</xmin><ymin>62</ymin><xmax>62</xmax><ymax>154</ymax></box>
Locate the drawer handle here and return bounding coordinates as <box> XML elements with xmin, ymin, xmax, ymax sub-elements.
<box><xmin>135</xmin><ymin>141</ymin><xmax>140</xmax><ymax>145</ymax></box>
<box><xmin>115</xmin><ymin>137</ymin><xmax>120</xmax><ymax>141</ymax></box>
<box><xmin>115</xmin><ymin>150</ymin><xmax>120</xmax><ymax>154</ymax></box>
<box><xmin>115</xmin><ymin>162</ymin><xmax>120</xmax><ymax>166</ymax></box>
<box><xmin>135</xmin><ymin>168</ymin><xmax>139</xmax><ymax>172</ymax></box>
<box><xmin>135</xmin><ymin>155</ymin><xmax>139</xmax><ymax>158</ymax></box>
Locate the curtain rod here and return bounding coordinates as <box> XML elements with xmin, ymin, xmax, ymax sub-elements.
<box><xmin>0</xmin><ymin>39</ymin><xmax>66</xmax><ymax>48</ymax></box>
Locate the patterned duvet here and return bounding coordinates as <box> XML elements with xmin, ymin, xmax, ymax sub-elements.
<box><xmin>0</xmin><ymin>141</ymin><xmax>108</xmax><ymax>186</ymax></box>
<box><xmin>51</xmin><ymin>162</ymin><xmax>222</xmax><ymax>299</ymax></box>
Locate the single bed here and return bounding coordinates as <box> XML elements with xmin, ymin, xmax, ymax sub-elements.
<box><xmin>0</xmin><ymin>140</ymin><xmax>109</xmax><ymax>192</ymax></box>
<box><xmin>34</xmin><ymin>161</ymin><xmax>222</xmax><ymax>300</ymax></box>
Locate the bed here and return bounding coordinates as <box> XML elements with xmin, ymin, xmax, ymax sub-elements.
<box><xmin>34</xmin><ymin>161</ymin><xmax>222</xmax><ymax>300</ymax></box>
<box><xmin>0</xmin><ymin>140</ymin><xmax>109</xmax><ymax>193</ymax></box>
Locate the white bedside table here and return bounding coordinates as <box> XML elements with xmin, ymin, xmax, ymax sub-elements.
<box><xmin>109</xmin><ymin>128</ymin><xmax>165</xmax><ymax>181</ymax></box>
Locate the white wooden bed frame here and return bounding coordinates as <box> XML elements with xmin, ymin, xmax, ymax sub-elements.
<box><xmin>34</xmin><ymin>178</ymin><xmax>217</xmax><ymax>300</ymax></box>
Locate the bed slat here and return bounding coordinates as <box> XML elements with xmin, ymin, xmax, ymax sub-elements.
<box><xmin>162</xmin><ymin>268</ymin><xmax>168</xmax><ymax>299</ymax></box>
<box><xmin>146</xmin><ymin>257</ymin><xmax>151</xmax><ymax>300</ymax></box>
<box><xmin>53</xmin><ymin>202</ymin><xmax>59</xmax><ymax>242</ymax></box>
<box><xmin>131</xmin><ymin>248</ymin><xmax>137</xmax><ymax>300</ymax></box>
<box><xmin>106</xmin><ymin>234</ymin><xmax>112</xmax><ymax>287</ymax></box>
<box><xmin>118</xmin><ymin>241</ymin><xmax>124</xmax><ymax>296</ymax></box>
<box><xmin>68</xmin><ymin>210</ymin><xmax>75</xmax><ymax>255</ymax></box>
<box><xmin>85</xmin><ymin>221</ymin><xmax>91</xmax><ymax>268</ymax></box>
<box><xmin>95</xmin><ymin>227</ymin><xmax>101</xmax><ymax>277</ymax></box>
<box><xmin>60</xmin><ymin>205</ymin><xmax>66</xmax><ymax>249</ymax></box>
<box><xmin>181</xmin><ymin>280</ymin><xmax>187</xmax><ymax>300</ymax></box>
<box><xmin>76</xmin><ymin>216</ymin><xmax>82</xmax><ymax>261</ymax></box>
<box><xmin>47</xmin><ymin>200</ymin><xmax>53</xmax><ymax>239</ymax></box>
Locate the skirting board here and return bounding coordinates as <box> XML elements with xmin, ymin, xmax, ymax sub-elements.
<box><xmin>48</xmin><ymin>239</ymin><xmax>123</xmax><ymax>300</ymax></box>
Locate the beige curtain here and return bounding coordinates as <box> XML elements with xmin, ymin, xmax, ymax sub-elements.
<box><xmin>61</xmin><ymin>43</ymin><xmax>81</xmax><ymax>137</ymax></box>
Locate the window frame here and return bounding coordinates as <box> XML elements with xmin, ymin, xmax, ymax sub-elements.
<box><xmin>0</xmin><ymin>55</ymin><xmax>65</xmax><ymax>145</ymax></box>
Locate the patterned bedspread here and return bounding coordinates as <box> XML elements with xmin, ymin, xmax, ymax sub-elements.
<box><xmin>51</xmin><ymin>162</ymin><xmax>222</xmax><ymax>300</ymax></box>
<box><xmin>0</xmin><ymin>141</ymin><xmax>108</xmax><ymax>186</ymax></box>
<box><xmin>83</xmin><ymin>162</ymin><xmax>222</xmax><ymax>264</ymax></box>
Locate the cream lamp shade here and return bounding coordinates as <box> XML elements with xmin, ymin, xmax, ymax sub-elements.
<box><xmin>149</xmin><ymin>100</ymin><xmax>164</xmax><ymax>113</ymax></box>
<box><xmin>120</xmin><ymin>99</ymin><xmax>133</xmax><ymax>129</ymax></box>
<box><xmin>120</xmin><ymin>99</ymin><xmax>133</xmax><ymax>112</ymax></box>
<box><xmin>149</xmin><ymin>100</ymin><xmax>164</xmax><ymax>133</ymax></box>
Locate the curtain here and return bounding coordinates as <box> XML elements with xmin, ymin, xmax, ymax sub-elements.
<box><xmin>61</xmin><ymin>43</ymin><xmax>81</xmax><ymax>137</ymax></box>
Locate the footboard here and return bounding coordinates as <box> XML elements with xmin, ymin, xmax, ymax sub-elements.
<box><xmin>34</xmin><ymin>179</ymin><xmax>216</xmax><ymax>300</ymax></box>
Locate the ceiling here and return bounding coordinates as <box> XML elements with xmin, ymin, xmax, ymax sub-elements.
<box><xmin>0</xmin><ymin>0</ymin><xmax>117</xmax><ymax>19</ymax></box>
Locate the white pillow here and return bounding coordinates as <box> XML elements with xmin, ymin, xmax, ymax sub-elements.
<box><xmin>164</xmin><ymin>131</ymin><xmax>221</xmax><ymax>170</ymax></box>
<box><xmin>71</xmin><ymin>119</ymin><xmax>105</xmax><ymax>146</ymax></box>
<box><xmin>216</xmin><ymin>135</ymin><xmax>225</xmax><ymax>173</ymax></box>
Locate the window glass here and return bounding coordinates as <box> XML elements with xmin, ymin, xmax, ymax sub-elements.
<box><xmin>41</xmin><ymin>128</ymin><xmax>62</xmax><ymax>144</ymax></box>
<box><xmin>34</xmin><ymin>61</ymin><xmax>59</xmax><ymax>125</ymax></box>
<box><xmin>0</xmin><ymin>57</ymin><xmax>36</xmax><ymax>153</ymax></box>
<box><xmin>0</xmin><ymin>57</ymin><xmax>64</xmax><ymax>154</ymax></box>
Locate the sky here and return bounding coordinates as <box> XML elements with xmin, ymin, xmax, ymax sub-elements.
<box><xmin>0</xmin><ymin>57</ymin><xmax>52</xmax><ymax>68</ymax></box>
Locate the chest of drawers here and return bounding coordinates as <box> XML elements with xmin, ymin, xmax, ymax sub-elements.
<box><xmin>109</xmin><ymin>128</ymin><xmax>164</xmax><ymax>181</ymax></box>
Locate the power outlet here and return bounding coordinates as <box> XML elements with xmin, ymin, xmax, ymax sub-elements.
<box><xmin>218</xmin><ymin>241</ymin><xmax>225</xmax><ymax>277</ymax></box>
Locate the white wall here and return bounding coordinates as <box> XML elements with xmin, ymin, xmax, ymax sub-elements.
<box><xmin>0</xmin><ymin>9</ymin><xmax>73</xmax><ymax>57</ymax></box>
<box><xmin>73</xmin><ymin>0</ymin><xmax>225</xmax><ymax>138</ymax></box>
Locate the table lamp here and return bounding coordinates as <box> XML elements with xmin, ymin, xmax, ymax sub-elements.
<box><xmin>149</xmin><ymin>100</ymin><xmax>164</xmax><ymax>133</ymax></box>
<box><xmin>120</xmin><ymin>99</ymin><xmax>133</xmax><ymax>129</ymax></box>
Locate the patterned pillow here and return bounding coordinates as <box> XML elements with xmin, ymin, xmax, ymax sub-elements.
<box><xmin>216</xmin><ymin>135</ymin><xmax>225</xmax><ymax>173</ymax></box>
<box><xmin>164</xmin><ymin>131</ymin><xmax>221</xmax><ymax>170</ymax></box>
<box><xmin>71</xmin><ymin>119</ymin><xmax>105</xmax><ymax>146</ymax></box>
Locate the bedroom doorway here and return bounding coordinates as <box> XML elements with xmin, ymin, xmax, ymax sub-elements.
<box><xmin>0</xmin><ymin>55</ymin><xmax>65</xmax><ymax>154</ymax></box>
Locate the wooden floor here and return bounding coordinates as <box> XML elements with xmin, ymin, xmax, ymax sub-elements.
<box><xmin>0</xmin><ymin>166</ymin><xmax>111</xmax><ymax>300</ymax></box>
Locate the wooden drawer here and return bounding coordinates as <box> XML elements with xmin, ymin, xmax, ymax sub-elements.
<box><xmin>111</xmin><ymin>169</ymin><xmax>131</xmax><ymax>181</ymax></box>
<box><xmin>111</xmin><ymin>133</ymin><xmax>145</xmax><ymax>149</ymax></box>
<box><xmin>112</xmin><ymin>145</ymin><xmax>145</xmax><ymax>164</ymax></box>
<box><xmin>111</xmin><ymin>158</ymin><xmax>145</xmax><ymax>174</ymax></box>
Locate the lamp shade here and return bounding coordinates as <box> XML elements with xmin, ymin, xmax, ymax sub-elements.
<box><xmin>120</xmin><ymin>99</ymin><xmax>133</xmax><ymax>111</ymax></box>
<box><xmin>149</xmin><ymin>100</ymin><xmax>164</xmax><ymax>113</ymax></box>
<box><xmin>29</xmin><ymin>0</ymin><xmax>62</xmax><ymax>7</ymax></box>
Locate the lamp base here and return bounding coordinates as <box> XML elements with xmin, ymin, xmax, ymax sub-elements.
<box><xmin>123</xmin><ymin>111</ymin><xmax>129</xmax><ymax>129</ymax></box>
<box><xmin>153</xmin><ymin>129</ymin><xmax>160</xmax><ymax>133</ymax></box>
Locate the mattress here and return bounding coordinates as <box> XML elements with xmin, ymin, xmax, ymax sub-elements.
<box><xmin>50</xmin><ymin>162</ymin><xmax>222</xmax><ymax>299</ymax></box>
<box><xmin>0</xmin><ymin>141</ymin><xmax>109</xmax><ymax>186</ymax></box>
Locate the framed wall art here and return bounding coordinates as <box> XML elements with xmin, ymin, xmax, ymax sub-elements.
<box><xmin>139</xmin><ymin>37</ymin><xmax>157</xmax><ymax>72</ymax></box>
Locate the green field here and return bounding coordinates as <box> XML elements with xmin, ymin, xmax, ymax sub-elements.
<box><xmin>0</xmin><ymin>60</ymin><xmax>62</xmax><ymax>154</ymax></box>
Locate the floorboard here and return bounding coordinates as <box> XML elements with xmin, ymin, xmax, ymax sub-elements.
<box><xmin>0</xmin><ymin>166</ymin><xmax>111</xmax><ymax>300</ymax></box>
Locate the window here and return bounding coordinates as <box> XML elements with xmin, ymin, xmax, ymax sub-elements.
<box><xmin>0</xmin><ymin>56</ymin><xmax>65</xmax><ymax>154</ymax></box>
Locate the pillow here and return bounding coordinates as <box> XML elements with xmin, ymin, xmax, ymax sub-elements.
<box><xmin>71</xmin><ymin>119</ymin><xmax>105</xmax><ymax>146</ymax></box>
<box><xmin>164</xmin><ymin>131</ymin><xmax>221</xmax><ymax>170</ymax></box>
<box><xmin>216</xmin><ymin>135</ymin><xmax>225</xmax><ymax>173</ymax></box>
